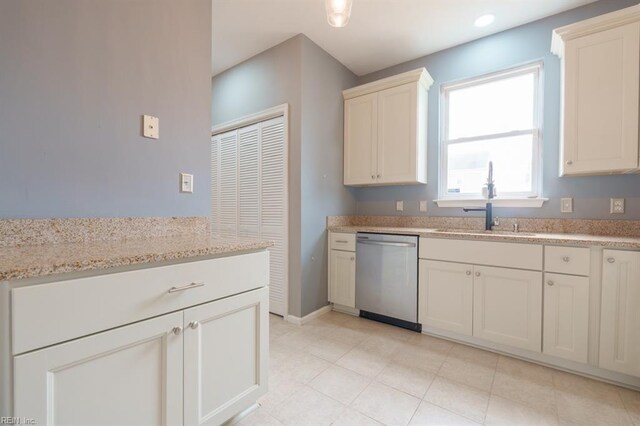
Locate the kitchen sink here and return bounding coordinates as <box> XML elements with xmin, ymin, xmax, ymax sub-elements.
<box><xmin>432</xmin><ymin>229</ymin><xmax>537</xmax><ymax>237</ymax></box>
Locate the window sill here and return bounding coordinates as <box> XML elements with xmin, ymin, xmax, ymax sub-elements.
<box><xmin>434</xmin><ymin>198</ymin><xmax>548</xmax><ymax>208</ymax></box>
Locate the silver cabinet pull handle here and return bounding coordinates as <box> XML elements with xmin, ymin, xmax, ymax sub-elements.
<box><xmin>371</xmin><ymin>175</ymin><xmax>375</xmax><ymax>179</ymax></box>
<box><xmin>475</xmin><ymin>272</ymin><xmax>481</xmax><ymax>277</ymax></box>
<box><xmin>168</xmin><ymin>282</ymin><xmax>205</xmax><ymax>293</ymax></box>
<box><xmin>188</xmin><ymin>321</ymin><xmax>199</xmax><ymax>330</ymax></box>
<box><xmin>607</xmin><ymin>257</ymin><xmax>616</xmax><ymax>263</ymax></box>
<box><xmin>335</xmin><ymin>240</ymin><xmax>349</xmax><ymax>243</ymax></box>
<box><xmin>547</xmin><ymin>281</ymin><xmax>554</xmax><ymax>286</ymax></box>
<box><xmin>172</xmin><ymin>326</ymin><xmax>183</xmax><ymax>335</ymax></box>
<box><xmin>377</xmin><ymin>174</ymin><xmax>381</xmax><ymax>178</ymax></box>
<box><xmin>350</xmin><ymin>256</ymin><xmax>355</xmax><ymax>261</ymax></box>
<box><xmin>466</xmin><ymin>271</ymin><xmax>472</xmax><ymax>276</ymax></box>
<box><xmin>562</xmin><ymin>256</ymin><xmax>570</xmax><ymax>262</ymax></box>
<box><xmin>566</xmin><ymin>160</ymin><xmax>573</xmax><ymax>165</ymax></box>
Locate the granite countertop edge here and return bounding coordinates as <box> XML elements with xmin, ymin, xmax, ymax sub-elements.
<box><xmin>0</xmin><ymin>237</ymin><xmax>274</xmax><ymax>282</ymax></box>
<box><xmin>328</xmin><ymin>225</ymin><xmax>640</xmax><ymax>249</ymax></box>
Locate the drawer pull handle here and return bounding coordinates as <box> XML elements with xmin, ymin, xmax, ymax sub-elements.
<box><xmin>562</xmin><ymin>256</ymin><xmax>570</xmax><ymax>262</ymax></box>
<box><xmin>607</xmin><ymin>257</ymin><xmax>616</xmax><ymax>264</ymax></box>
<box><xmin>547</xmin><ymin>280</ymin><xmax>554</xmax><ymax>286</ymax></box>
<box><xmin>168</xmin><ymin>282</ymin><xmax>205</xmax><ymax>293</ymax></box>
<box><xmin>335</xmin><ymin>240</ymin><xmax>349</xmax><ymax>244</ymax></box>
<box><xmin>172</xmin><ymin>326</ymin><xmax>183</xmax><ymax>335</ymax></box>
<box><xmin>188</xmin><ymin>321</ymin><xmax>200</xmax><ymax>329</ymax></box>
<box><xmin>475</xmin><ymin>272</ymin><xmax>481</xmax><ymax>277</ymax></box>
<box><xmin>466</xmin><ymin>271</ymin><xmax>472</xmax><ymax>276</ymax></box>
<box><xmin>350</xmin><ymin>256</ymin><xmax>355</xmax><ymax>261</ymax></box>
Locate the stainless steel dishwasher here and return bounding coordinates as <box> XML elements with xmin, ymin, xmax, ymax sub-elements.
<box><xmin>355</xmin><ymin>233</ymin><xmax>420</xmax><ymax>332</ymax></box>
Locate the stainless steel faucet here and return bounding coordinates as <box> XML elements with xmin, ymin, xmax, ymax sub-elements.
<box><xmin>463</xmin><ymin>161</ymin><xmax>498</xmax><ymax>231</ymax></box>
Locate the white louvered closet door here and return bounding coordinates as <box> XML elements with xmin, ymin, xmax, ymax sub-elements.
<box><xmin>211</xmin><ymin>116</ymin><xmax>288</xmax><ymax>316</ymax></box>
<box><xmin>260</xmin><ymin>117</ymin><xmax>287</xmax><ymax>317</ymax></box>
<box><xmin>218</xmin><ymin>130</ymin><xmax>238</xmax><ymax>239</ymax></box>
<box><xmin>238</xmin><ymin>125</ymin><xmax>260</xmax><ymax>239</ymax></box>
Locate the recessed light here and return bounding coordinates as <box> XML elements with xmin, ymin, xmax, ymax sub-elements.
<box><xmin>474</xmin><ymin>14</ymin><xmax>495</xmax><ymax>28</ymax></box>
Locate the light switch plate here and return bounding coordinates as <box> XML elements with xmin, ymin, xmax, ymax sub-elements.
<box><xmin>142</xmin><ymin>115</ymin><xmax>159</xmax><ymax>139</ymax></box>
<box><xmin>561</xmin><ymin>198</ymin><xmax>573</xmax><ymax>213</ymax></box>
<box><xmin>180</xmin><ymin>173</ymin><xmax>193</xmax><ymax>193</ymax></box>
<box><xmin>396</xmin><ymin>201</ymin><xmax>404</xmax><ymax>212</ymax></box>
<box><xmin>419</xmin><ymin>200</ymin><xmax>428</xmax><ymax>212</ymax></box>
<box><xmin>610</xmin><ymin>198</ymin><xmax>625</xmax><ymax>214</ymax></box>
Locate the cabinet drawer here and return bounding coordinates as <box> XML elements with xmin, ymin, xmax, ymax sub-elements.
<box><xmin>12</xmin><ymin>251</ymin><xmax>269</xmax><ymax>355</ymax></box>
<box><xmin>330</xmin><ymin>232</ymin><xmax>356</xmax><ymax>251</ymax></box>
<box><xmin>545</xmin><ymin>246</ymin><xmax>590</xmax><ymax>276</ymax></box>
<box><xmin>420</xmin><ymin>238</ymin><xmax>542</xmax><ymax>271</ymax></box>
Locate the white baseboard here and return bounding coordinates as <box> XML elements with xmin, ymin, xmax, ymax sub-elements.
<box><xmin>286</xmin><ymin>305</ymin><xmax>332</xmax><ymax>325</ymax></box>
<box><xmin>331</xmin><ymin>304</ymin><xmax>360</xmax><ymax>317</ymax></box>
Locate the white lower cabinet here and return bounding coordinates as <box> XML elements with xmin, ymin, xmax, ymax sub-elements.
<box><xmin>329</xmin><ymin>249</ymin><xmax>356</xmax><ymax>308</ymax></box>
<box><xmin>13</xmin><ymin>287</ymin><xmax>269</xmax><ymax>425</ymax></box>
<box><xmin>419</xmin><ymin>260</ymin><xmax>473</xmax><ymax>336</ymax></box>
<box><xmin>184</xmin><ymin>287</ymin><xmax>269</xmax><ymax>426</ymax></box>
<box><xmin>473</xmin><ymin>266</ymin><xmax>543</xmax><ymax>352</ymax></box>
<box><xmin>14</xmin><ymin>311</ymin><xmax>184</xmax><ymax>425</ymax></box>
<box><xmin>599</xmin><ymin>250</ymin><xmax>640</xmax><ymax>377</ymax></box>
<box><xmin>543</xmin><ymin>273</ymin><xmax>590</xmax><ymax>363</ymax></box>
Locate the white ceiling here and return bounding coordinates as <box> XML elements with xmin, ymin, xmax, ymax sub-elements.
<box><xmin>212</xmin><ymin>0</ymin><xmax>598</xmax><ymax>77</ymax></box>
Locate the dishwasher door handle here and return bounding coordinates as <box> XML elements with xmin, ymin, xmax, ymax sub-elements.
<box><xmin>356</xmin><ymin>239</ymin><xmax>417</xmax><ymax>248</ymax></box>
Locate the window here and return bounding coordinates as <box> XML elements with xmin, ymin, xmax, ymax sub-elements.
<box><xmin>439</xmin><ymin>63</ymin><xmax>543</xmax><ymax>206</ymax></box>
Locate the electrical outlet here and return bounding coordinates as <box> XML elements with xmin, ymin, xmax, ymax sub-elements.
<box><xmin>419</xmin><ymin>200</ymin><xmax>428</xmax><ymax>212</ymax></box>
<box><xmin>610</xmin><ymin>198</ymin><xmax>625</xmax><ymax>214</ymax></box>
<box><xmin>142</xmin><ymin>115</ymin><xmax>159</xmax><ymax>139</ymax></box>
<box><xmin>561</xmin><ymin>198</ymin><xmax>573</xmax><ymax>213</ymax></box>
<box><xmin>180</xmin><ymin>173</ymin><xmax>193</xmax><ymax>193</ymax></box>
<box><xmin>396</xmin><ymin>200</ymin><xmax>404</xmax><ymax>212</ymax></box>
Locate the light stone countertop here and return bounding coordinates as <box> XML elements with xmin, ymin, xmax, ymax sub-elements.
<box><xmin>0</xmin><ymin>234</ymin><xmax>273</xmax><ymax>282</ymax></box>
<box><xmin>329</xmin><ymin>225</ymin><xmax>640</xmax><ymax>249</ymax></box>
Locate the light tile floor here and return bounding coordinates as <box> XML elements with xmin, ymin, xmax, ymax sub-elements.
<box><xmin>237</xmin><ymin>311</ymin><xmax>640</xmax><ymax>426</ymax></box>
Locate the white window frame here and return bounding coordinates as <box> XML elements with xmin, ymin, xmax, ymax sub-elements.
<box><xmin>436</xmin><ymin>62</ymin><xmax>547</xmax><ymax>208</ymax></box>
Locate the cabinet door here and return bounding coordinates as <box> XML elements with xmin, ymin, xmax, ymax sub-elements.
<box><xmin>184</xmin><ymin>287</ymin><xmax>269</xmax><ymax>426</ymax></box>
<box><xmin>543</xmin><ymin>273</ymin><xmax>589</xmax><ymax>363</ymax></box>
<box><xmin>14</xmin><ymin>312</ymin><xmax>184</xmax><ymax>426</ymax></box>
<box><xmin>329</xmin><ymin>250</ymin><xmax>356</xmax><ymax>308</ymax></box>
<box><xmin>419</xmin><ymin>260</ymin><xmax>473</xmax><ymax>336</ymax></box>
<box><xmin>344</xmin><ymin>93</ymin><xmax>377</xmax><ymax>185</ymax></box>
<box><xmin>473</xmin><ymin>266</ymin><xmax>542</xmax><ymax>352</ymax></box>
<box><xmin>377</xmin><ymin>83</ymin><xmax>419</xmax><ymax>184</ymax></box>
<box><xmin>599</xmin><ymin>250</ymin><xmax>640</xmax><ymax>377</ymax></box>
<box><xmin>562</xmin><ymin>22</ymin><xmax>640</xmax><ymax>175</ymax></box>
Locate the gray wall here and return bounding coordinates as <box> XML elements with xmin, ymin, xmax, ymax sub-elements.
<box><xmin>212</xmin><ymin>36</ymin><xmax>305</xmax><ymax>317</ymax></box>
<box><xmin>355</xmin><ymin>0</ymin><xmax>640</xmax><ymax>220</ymax></box>
<box><xmin>300</xmin><ymin>37</ymin><xmax>358</xmax><ymax>316</ymax></box>
<box><xmin>211</xmin><ymin>35</ymin><xmax>358</xmax><ymax>317</ymax></box>
<box><xmin>0</xmin><ymin>0</ymin><xmax>212</xmax><ymax>219</ymax></box>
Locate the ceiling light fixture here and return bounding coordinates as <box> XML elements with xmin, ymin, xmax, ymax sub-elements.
<box><xmin>325</xmin><ymin>0</ymin><xmax>353</xmax><ymax>28</ymax></box>
<box><xmin>474</xmin><ymin>14</ymin><xmax>495</xmax><ymax>28</ymax></box>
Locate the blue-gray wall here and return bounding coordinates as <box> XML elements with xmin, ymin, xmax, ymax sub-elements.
<box><xmin>0</xmin><ymin>0</ymin><xmax>212</xmax><ymax>218</ymax></box>
<box><xmin>355</xmin><ymin>0</ymin><xmax>640</xmax><ymax>220</ymax></box>
<box><xmin>300</xmin><ymin>37</ymin><xmax>358</xmax><ymax>316</ymax></box>
<box><xmin>211</xmin><ymin>35</ymin><xmax>358</xmax><ymax>317</ymax></box>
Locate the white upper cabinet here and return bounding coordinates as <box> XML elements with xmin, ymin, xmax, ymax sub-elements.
<box><xmin>552</xmin><ymin>5</ymin><xmax>640</xmax><ymax>176</ymax></box>
<box><xmin>343</xmin><ymin>68</ymin><xmax>432</xmax><ymax>186</ymax></box>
